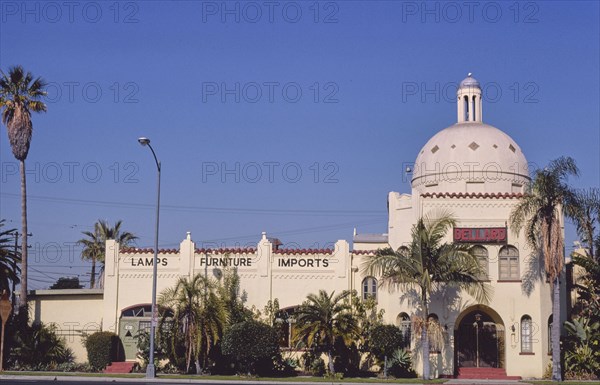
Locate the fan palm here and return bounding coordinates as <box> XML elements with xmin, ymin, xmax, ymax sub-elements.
<box><xmin>293</xmin><ymin>289</ymin><xmax>359</xmax><ymax>374</ymax></box>
<box><xmin>0</xmin><ymin>65</ymin><xmax>47</xmax><ymax>308</ymax></box>
<box><xmin>510</xmin><ymin>156</ymin><xmax>579</xmax><ymax>382</ymax></box>
<box><xmin>78</xmin><ymin>220</ymin><xmax>137</xmax><ymax>288</ymax></box>
<box><xmin>0</xmin><ymin>219</ymin><xmax>21</xmax><ymax>297</ymax></box>
<box><xmin>364</xmin><ymin>209</ymin><xmax>490</xmax><ymax>380</ymax></box>
<box><xmin>158</xmin><ymin>274</ymin><xmax>227</xmax><ymax>373</ymax></box>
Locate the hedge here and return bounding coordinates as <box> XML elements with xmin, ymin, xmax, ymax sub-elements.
<box><xmin>84</xmin><ymin>331</ymin><xmax>124</xmax><ymax>370</ymax></box>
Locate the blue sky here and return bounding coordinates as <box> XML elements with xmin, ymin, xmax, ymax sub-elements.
<box><xmin>1</xmin><ymin>1</ymin><xmax>599</xmax><ymax>289</ymax></box>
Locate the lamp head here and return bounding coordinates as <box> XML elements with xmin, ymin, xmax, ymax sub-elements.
<box><xmin>138</xmin><ymin>137</ymin><xmax>150</xmax><ymax>146</ymax></box>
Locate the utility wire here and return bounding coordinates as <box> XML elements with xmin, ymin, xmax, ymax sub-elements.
<box><xmin>1</xmin><ymin>192</ymin><xmax>386</xmax><ymax>216</ymax></box>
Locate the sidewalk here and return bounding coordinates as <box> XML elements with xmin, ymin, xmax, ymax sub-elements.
<box><xmin>0</xmin><ymin>373</ymin><xmax>537</xmax><ymax>385</ymax></box>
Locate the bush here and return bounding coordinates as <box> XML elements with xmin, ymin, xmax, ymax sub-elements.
<box><xmin>300</xmin><ymin>351</ymin><xmax>326</xmax><ymax>376</ymax></box>
<box><xmin>369</xmin><ymin>324</ymin><xmax>405</xmax><ymax>361</ymax></box>
<box><xmin>221</xmin><ymin>320</ymin><xmax>280</xmax><ymax>375</ymax></box>
<box><xmin>84</xmin><ymin>331</ymin><xmax>124</xmax><ymax>371</ymax></box>
<box><xmin>564</xmin><ymin>317</ymin><xmax>600</xmax><ymax>379</ymax></box>
<box><xmin>7</xmin><ymin>321</ymin><xmax>74</xmax><ymax>370</ymax></box>
<box><xmin>387</xmin><ymin>348</ymin><xmax>416</xmax><ymax>378</ymax></box>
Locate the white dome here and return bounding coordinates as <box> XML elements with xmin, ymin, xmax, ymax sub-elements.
<box><xmin>460</xmin><ymin>73</ymin><xmax>480</xmax><ymax>88</ymax></box>
<box><xmin>411</xmin><ymin>122</ymin><xmax>530</xmax><ymax>194</ymax></box>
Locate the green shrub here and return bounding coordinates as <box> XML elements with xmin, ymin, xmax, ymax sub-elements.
<box><xmin>387</xmin><ymin>348</ymin><xmax>416</xmax><ymax>378</ymax></box>
<box><xmin>221</xmin><ymin>320</ymin><xmax>279</xmax><ymax>375</ymax></box>
<box><xmin>564</xmin><ymin>317</ymin><xmax>600</xmax><ymax>379</ymax></box>
<box><xmin>8</xmin><ymin>322</ymin><xmax>74</xmax><ymax>369</ymax></box>
<box><xmin>369</xmin><ymin>324</ymin><xmax>405</xmax><ymax>361</ymax></box>
<box><xmin>84</xmin><ymin>331</ymin><xmax>124</xmax><ymax>370</ymax></box>
<box><xmin>300</xmin><ymin>351</ymin><xmax>326</xmax><ymax>376</ymax></box>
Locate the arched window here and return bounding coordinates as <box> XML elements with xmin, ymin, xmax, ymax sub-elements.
<box><xmin>397</xmin><ymin>312</ymin><xmax>411</xmax><ymax>347</ymax></box>
<box><xmin>398</xmin><ymin>245</ymin><xmax>410</xmax><ymax>256</ymax></box>
<box><xmin>471</xmin><ymin>245</ymin><xmax>489</xmax><ymax>280</ymax></box>
<box><xmin>499</xmin><ymin>245</ymin><xmax>520</xmax><ymax>280</ymax></box>
<box><xmin>428</xmin><ymin>313</ymin><xmax>441</xmax><ymax>352</ymax></box>
<box><xmin>521</xmin><ymin>315</ymin><xmax>533</xmax><ymax>353</ymax></box>
<box><xmin>362</xmin><ymin>276</ymin><xmax>377</xmax><ymax>301</ymax></box>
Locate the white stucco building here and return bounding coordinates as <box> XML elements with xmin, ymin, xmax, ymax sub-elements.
<box><xmin>30</xmin><ymin>74</ymin><xmax>559</xmax><ymax>379</ymax></box>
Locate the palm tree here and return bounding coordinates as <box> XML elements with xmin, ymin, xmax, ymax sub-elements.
<box><xmin>364</xmin><ymin>209</ymin><xmax>490</xmax><ymax>380</ymax></box>
<box><xmin>566</xmin><ymin>189</ymin><xmax>600</xmax><ymax>325</ymax></box>
<box><xmin>158</xmin><ymin>274</ymin><xmax>227</xmax><ymax>373</ymax></box>
<box><xmin>78</xmin><ymin>220</ymin><xmax>137</xmax><ymax>288</ymax></box>
<box><xmin>293</xmin><ymin>289</ymin><xmax>359</xmax><ymax>374</ymax></box>
<box><xmin>571</xmin><ymin>188</ymin><xmax>600</xmax><ymax>261</ymax></box>
<box><xmin>0</xmin><ymin>219</ymin><xmax>20</xmax><ymax>297</ymax></box>
<box><xmin>510</xmin><ymin>156</ymin><xmax>579</xmax><ymax>382</ymax></box>
<box><xmin>0</xmin><ymin>66</ymin><xmax>47</xmax><ymax>308</ymax></box>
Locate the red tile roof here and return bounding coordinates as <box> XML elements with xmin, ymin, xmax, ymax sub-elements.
<box><xmin>195</xmin><ymin>248</ymin><xmax>257</xmax><ymax>254</ymax></box>
<box><xmin>274</xmin><ymin>248</ymin><xmax>333</xmax><ymax>255</ymax></box>
<box><xmin>351</xmin><ymin>250</ymin><xmax>376</xmax><ymax>255</ymax></box>
<box><xmin>421</xmin><ymin>192</ymin><xmax>525</xmax><ymax>199</ymax></box>
<box><xmin>120</xmin><ymin>248</ymin><xmax>179</xmax><ymax>254</ymax></box>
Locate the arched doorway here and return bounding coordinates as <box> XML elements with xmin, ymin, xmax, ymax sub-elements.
<box><xmin>455</xmin><ymin>306</ymin><xmax>505</xmax><ymax>369</ymax></box>
<box><xmin>119</xmin><ymin>304</ymin><xmax>173</xmax><ymax>360</ymax></box>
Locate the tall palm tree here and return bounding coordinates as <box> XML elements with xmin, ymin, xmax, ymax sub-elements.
<box><xmin>569</xmin><ymin>188</ymin><xmax>600</xmax><ymax>322</ymax></box>
<box><xmin>293</xmin><ymin>289</ymin><xmax>360</xmax><ymax>374</ymax></box>
<box><xmin>78</xmin><ymin>220</ymin><xmax>137</xmax><ymax>288</ymax></box>
<box><xmin>158</xmin><ymin>274</ymin><xmax>227</xmax><ymax>373</ymax></box>
<box><xmin>571</xmin><ymin>188</ymin><xmax>600</xmax><ymax>261</ymax></box>
<box><xmin>0</xmin><ymin>66</ymin><xmax>47</xmax><ymax>308</ymax></box>
<box><xmin>0</xmin><ymin>219</ymin><xmax>21</xmax><ymax>297</ymax></box>
<box><xmin>510</xmin><ymin>156</ymin><xmax>579</xmax><ymax>382</ymax></box>
<box><xmin>364</xmin><ymin>210</ymin><xmax>490</xmax><ymax>380</ymax></box>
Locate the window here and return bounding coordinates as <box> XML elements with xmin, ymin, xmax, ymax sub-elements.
<box><xmin>362</xmin><ymin>276</ymin><xmax>377</xmax><ymax>301</ymax></box>
<box><xmin>471</xmin><ymin>245</ymin><xmax>489</xmax><ymax>280</ymax></box>
<box><xmin>499</xmin><ymin>245</ymin><xmax>520</xmax><ymax>280</ymax></box>
<box><xmin>428</xmin><ymin>314</ymin><xmax>441</xmax><ymax>352</ymax></box>
<box><xmin>521</xmin><ymin>315</ymin><xmax>533</xmax><ymax>353</ymax></box>
<box><xmin>139</xmin><ymin>320</ymin><xmax>151</xmax><ymax>334</ymax></box>
<box><xmin>397</xmin><ymin>312</ymin><xmax>411</xmax><ymax>347</ymax></box>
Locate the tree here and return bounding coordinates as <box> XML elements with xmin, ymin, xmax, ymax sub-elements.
<box><xmin>510</xmin><ymin>156</ymin><xmax>579</xmax><ymax>382</ymax></box>
<box><xmin>570</xmin><ymin>188</ymin><xmax>600</xmax><ymax>321</ymax></box>
<box><xmin>158</xmin><ymin>274</ymin><xmax>227</xmax><ymax>373</ymax></box>
<box><xmin>369</xmin><ymin>324</ymin><xmax>405</xmax><ymax>362</ymax></box>
<box><xmin>0</xmin><ymin>66</ymin><xmax>47</xmax><ymax>309</ymax></box>
<box><xmin>78</xmin><ymin>220</ymin><xmax>137</xmax><ymax>288</ymax></box>
<box><xmin>364</xmin><ymin>209</ymin><xmax>490</xmax><ymax>380</ymax></box>
<box><xmin>217</xmin><ymin>267</ymin><xmax>253</xmax><ymax>325</ymax></box>
<box><xmin>49</xmin><ymin>277</ymin><xmax>83</xmax><ymax>289</ymax></box>
<box><xmin>293</xmin><ymin>290</ymin><xmax>359</xmax><ymax>374</ymax></box>
<box><xmin>0</xmin><ymin>220</ymin><xmax>20</xmax><ymax>296</ymax></box>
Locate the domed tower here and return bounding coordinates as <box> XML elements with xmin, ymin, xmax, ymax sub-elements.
<box><xmin>457</xmin><ymin>73</ymin><xmax>482</xmax><ymax>123</ymax></box>
<box><xmin>411</xmin><ymin>74</ymin><xmax>530</xmax><ymax>195</ymax></box>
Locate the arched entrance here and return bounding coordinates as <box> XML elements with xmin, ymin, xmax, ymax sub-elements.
<box><xmin>118</xmin><ymin>304</ymin><xmax>173</xmax><ymax>360</ymax></box>
<box><xmin>119</xmin><ymin>304</ymin><xmax>152</xmax><ymax>360</ymax></box>
<box><xmin>455</xmin><ymin>306</ymin><xmax>505</xmax><ymax>369</ymax></box>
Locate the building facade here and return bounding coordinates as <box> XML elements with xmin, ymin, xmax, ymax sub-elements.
<box><xmin>30</xmin><ymin>75</ymin><xmax>559</xmax><ymax>378</ymax></box>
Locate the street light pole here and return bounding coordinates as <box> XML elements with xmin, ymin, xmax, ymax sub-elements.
<box><xmin>138</xmin><ymin>137</ymin><xmax>161</xmax><ymax>379</ymax></box>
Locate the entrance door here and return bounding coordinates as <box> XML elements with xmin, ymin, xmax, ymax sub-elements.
<box><xmin>456</xmin><ymin>312</ymin><xmax>503</xmax><ymax>368</ymax></box>
<box><xmin>119</xmin><ymin>305</ymin><xmax>153</xmax><ymax>361</ymax></box>
<box><xmin>119</xmin><ymin>317</ymin><xmax>143</xmax><ymax>360</ymax></box>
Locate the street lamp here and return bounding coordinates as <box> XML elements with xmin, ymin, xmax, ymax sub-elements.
<box><xmin>138</xmin><ymin>137</ymin><xmax>161</xmax><ymax>378</ymax></box>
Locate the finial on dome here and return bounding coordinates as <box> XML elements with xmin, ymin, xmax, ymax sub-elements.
<box><xmin>468</xmin><ymin>72</ymin><xmax>472</xmax><ymax>77</ymax></box>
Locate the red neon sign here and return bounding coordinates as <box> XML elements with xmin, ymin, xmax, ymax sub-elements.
<box><xmin>453</xmin><ymin>227</ymin><xmax>507</xmax><ymax>244</ymax></box>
